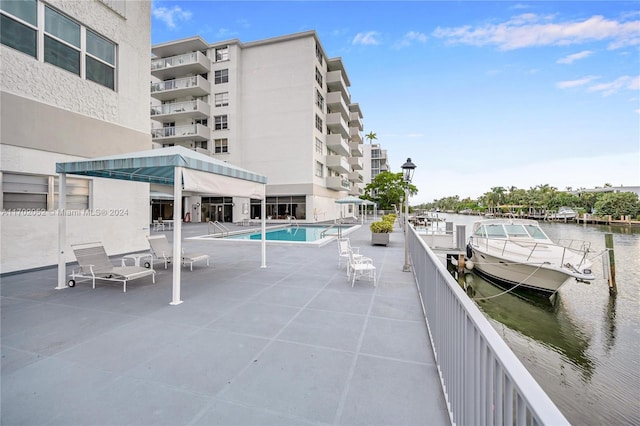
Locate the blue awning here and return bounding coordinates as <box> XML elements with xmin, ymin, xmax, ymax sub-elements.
<box><xmin>56</xmin><ymin>145</ymin><xmax>267</xmax><ymax>185</ymax></box>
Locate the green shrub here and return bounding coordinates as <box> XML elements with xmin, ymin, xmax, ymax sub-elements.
<box><xmin>370</xmin><ymin>220</ymin><xmax>393</xmax><ymax>233</ymax></box>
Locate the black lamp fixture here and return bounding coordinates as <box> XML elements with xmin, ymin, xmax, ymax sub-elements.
<box><xmin>401</xmin><ymin>157</ymin><xmax>416</xmax><ymax>272</ymax></box>
<box><xmin>401</xmin><ymin>157</ymin><xmax>416</xmax><ymax>183</ymax></box>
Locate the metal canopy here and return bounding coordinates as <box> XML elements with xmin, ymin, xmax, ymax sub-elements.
<box><xmin>56</xmin><ymin>145</ymin><xmax>267</xmax><ymax>186</ymax></box>
<box><xmin>55</xmin><ymin>146</ymin><xmax>268</xmax><ymax>306</ymax></box>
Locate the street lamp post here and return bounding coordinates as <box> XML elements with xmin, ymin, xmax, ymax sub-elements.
<box><xmin>401</xmin><ymin>158</ymin><xmax>416</xmax><ymax>272</ymax></box>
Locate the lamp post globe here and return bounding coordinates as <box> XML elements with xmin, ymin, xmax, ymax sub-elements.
<box><xmin>401</xmin><ymin>158</ymin><xmax>416</xmax><ymax>272</ymax></box>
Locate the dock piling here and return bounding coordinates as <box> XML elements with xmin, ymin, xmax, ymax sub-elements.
<box><xmin>605</xmin><ymin>233</ymin><xmax>617</xmax><ymax>296</ymax></box>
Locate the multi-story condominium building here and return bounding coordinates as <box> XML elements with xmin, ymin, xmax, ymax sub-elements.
<box><xmin>0</xmin><ymin>0</ymin><xmax>152</xmax><ymax>273</ymax></box>
<box><xmin>150</xmin><ymin>31</ymin><xmax>364</xmax><ymax>223</ymax></box>
<box><xmin>362</xmin><ymin>143</ymin><xmax>390</xmax><ymax>185</ymax></box>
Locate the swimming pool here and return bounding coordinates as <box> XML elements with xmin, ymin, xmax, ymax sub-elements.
<box><xmin>229</xmin><ymin>225</ymin><xmax>346</xmax><ymax>242</ymax></box>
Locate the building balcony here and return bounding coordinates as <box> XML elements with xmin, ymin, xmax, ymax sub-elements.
<box><xmin>326</xmin><ymin>92</ymin><xmax>349</xmax><ymax>118</ymax></box>
<box><xmin>326</xmin><ymin>134</ymin><xmax>350</xmax><ymax>157</ymax></box>
<box><xmin>326</xmin><ymin>155</ymin><xmax>350</xmax><ymax>174</ymax></box>
<box><xmin>326</xmin><ymin>70</ymin><xmax>350</xmax><ymax>99</ymax></box>
<box><xmin>348</xmin><ymin>157</ymin><xmax>363</xmax><ymax>170</ymax></box>
<box><xmin>348</xmin><ymin>171</ymin><xmax>363</xmax><ymax>183</ymax></box>
<box><xmin>326</xmin><ymin>112</ymin><xmax>349</xmax><ymax>138</ymax></box>
<box><xmin>349</xmin><ymin>141</ymin><xmax>363</xmax><ymax>157</ymax></box>
<box><xmin>150</xmin><ymin>76</ymin><xmax>210</xmax><ymax>102</ymax></box>
<box><xmin>150</xmin><ymin>100</ymin><xmax>210</xmax><ymax>123</ymax></box>
<box><xmin>349</xmin><ymin>111</ymin><xmax>363</xmax><ymax>130</ymax></box>
<box><xmin>349</xmin><ymin>184</ymin><xmax>364</xmax><ymax>196</ymax></box>
<box><xmin>326</xmin><ymin>176</ymin><xmax>351</xmax><ymax>191</ymax></box>
<box><xmin>151</xmin><ymin>51</ymin><xmax>210</xmax><ymax>80</ymax></box>
<box><xmin>349</xmin><ymin>128</ymin><xmax>363</xmax><ymax>144</ymax></box>
<box><xmin>151</xmin><ymin>124</ymin><xmax>209</xmax><ymax>143</ymax></box>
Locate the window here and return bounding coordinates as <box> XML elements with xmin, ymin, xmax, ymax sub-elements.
<box><xmin>214</xmin><ymin>115</ymin><xmax>228</xmax><ymax>130</ymax></box>
<box><xmin>315</xmin><ymin>67</ymin><xmax>323</xmax><ymax>88</ymax></box>
<box><xmin>315</xmin><ymin>89</ymin><xmax>324</xmax><ymax>111</ymax></box>
<box><xmin>214</xmin><ymin>69</ymin><xmax>228</xmax><ymax>84</ymax></box>
<box><xmin>315</xmin><ymin>137</ymin><xmax>323</xmax><ymax>154</ymax></box>
<box><xmin>2</xmin><ymin>173</ymin><xmax>89</xmax><ymax>210</ymax></box>
<box><xmin>0</xmin><ymin>1</ymin><xmax>117</xmax><ymax>90</ymax></box>
<box><xmin>214</xmin><ymin>138</ymin><xmax>228</xmax><ymax>153</ymax></box>
<box><xmin>315</xmin><ymin>43</ymin><xmax>323</xmax><ymax>65</ymax></box>
<box><xmin>315</xmin><ymin>161</ymin><xmax>324</xmax><ymax>178</ymax></box>
<box><xmin>315</xmin><ymin>114</ymin><xmax>323</xmax><ymax>132</ymax></box>
<box><xmin>0</xmin><ymin>0</ymin><xmax>37</xmax><ymax>58</ymax></box>
<box><xmin>195</xmin><ymin>141</ymin><xmax>208</xmax><ymax>150</ymax></box>
<box><xmin>86</xmin><ymin>30</ymin><xmax>115</xmax><ymax>89</ymax></box>
<box><xmin>215</xmin><ymin>46</ymin><xmax>228</xmax><ymax>61</ymax></box>
<box><xmin>44</xmin><ymin>6</ymin><xmax>80</xmax><ymax>75</ymax></box>
<box><xmin>214</xmin><ymin>92</ymin><xmax>229</xmax><ymax>107</ymax></box>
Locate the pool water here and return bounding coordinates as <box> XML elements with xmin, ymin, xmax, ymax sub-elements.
<box><xmin>229</xmin><ymin>226</ymin><xmax>340</xmax><ymax>242</ymax></box>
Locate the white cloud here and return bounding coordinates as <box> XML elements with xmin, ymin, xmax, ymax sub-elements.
<box><xmin>152</xmin><ymin>5</ymin><xmax>192</xmax><ymax>29</ymax></box>
<box><xmin>557</xmin><ymin>50</ymin><xmax>593</xmax><ymax>64</ymax></box>
<box><xmin>352</xmin><ymin>31</ymin><xmax>381</xmax><ymax>45</ymax></box>
<box><xmin>433</xmin><ymin>14</ymin><xmax>640</xmax><ymax>50</ymax></box>
<box><xmin>556</xmin><ymin>75</ymin><xmax>599</xmax><ymax>89</ymax></box>
<box><xmin>588</xmin><ymin>75</ymin><xmax>639</xmax><ymax>96</ymax></box>
<box><xmin>394</xmin><ymin>31</ymin><xmax>428</xmax><ymax>49</ymax></box>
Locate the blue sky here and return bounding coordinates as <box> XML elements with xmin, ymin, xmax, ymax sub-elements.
<box><xmin>151</xmin><ymin>1</ymin><xmax>640</xmax><ymax>204</ymax></box>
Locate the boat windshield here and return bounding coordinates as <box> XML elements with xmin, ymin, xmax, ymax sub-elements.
<box><xmin>477</xmin><ymin>224</ymin><xmax>506</xmax><ymax>238</ymax></box>
<box><xmin>504</xmin><ymin>224</ymin><xmax>529</xmax><ymax>237</ymax></box>
<box><xmin>524</xmin><ymin>224</ymin><xmax>548</xmax><ymax>239</ymax></box>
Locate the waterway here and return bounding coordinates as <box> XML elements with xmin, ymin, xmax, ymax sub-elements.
<box><xmin>439</xmin><ymin>214</ymin><xmax>639</xmax><ymax>425</ymax></box>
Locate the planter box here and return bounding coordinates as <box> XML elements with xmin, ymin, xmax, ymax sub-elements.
<box><xmin>371</xmin><ymin>232</ymin><xmax>390</xmax><ymax>246</ymax></box>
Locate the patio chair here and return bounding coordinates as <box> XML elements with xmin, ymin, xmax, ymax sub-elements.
<box><xmin>68</xmin><ymin>242</ymin><xmax>156</xmax><ymax>292</ymax></box>
<box><xmin>337</xmin><ymin>238</ymin><xmax>364</xmax><ymax>276</ymax></box>
<box><xmin>348</xmin><ymin>248</ymin><xmax>376</xmax><ymax>288</ymax></box>
<box><xmin>147</xmin><ymin>234</ymin><xmax>210</xmax><ymax>271</ymax></box>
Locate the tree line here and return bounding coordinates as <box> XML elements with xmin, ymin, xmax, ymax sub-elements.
<box><xmin>415</xmin><ymin>184</ymin><xmax>640</xmax><ymax>220</ymax></box>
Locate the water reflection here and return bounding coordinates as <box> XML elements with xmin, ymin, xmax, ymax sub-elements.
<box><xmin>456</xmin><ymin>270</ymin><xmax>596</xmax><ymax>379</ymax></box>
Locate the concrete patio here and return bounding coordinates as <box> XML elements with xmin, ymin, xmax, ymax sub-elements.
<box><xmin>1</xmin><ymin>222</ymin><xmax>449</xmax><ymax>425</ymax></box>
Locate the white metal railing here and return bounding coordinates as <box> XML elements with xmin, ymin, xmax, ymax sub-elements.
<box><xmin>208</xmin><ymin>221</ymin><xmax>229</xmax><ymax>237</ymax></box>
<box><xmin>408</xmin><ymin>226</ymin><xmax>569</xmax><ymax>425</ymax></box>
<box><xmin>150</xmin><ymin>100</ymin><xmax>200</xmax><ymax>116</ymax></box>
<box><xmin>151</xmin><ymin>76</ymin><xmax>204</xmax><ymax>93</ymax></box>
<box><xmin>151</xmin><ymin>124</ymin><xmax>204</xmax><ymax>139</ymax></box>
<box><xmin>151</xmin><ymin>52</ymin><xmax>198</xmax><ymax>71</ymax></box>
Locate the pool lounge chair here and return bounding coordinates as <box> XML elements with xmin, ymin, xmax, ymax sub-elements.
<box><xmin>147</xmin><ymin>235</ymin><xmax>210</xmax><ymax>271</ymax></box>
<box><xmin>68</xmin><ymin>242</ymin><xmax>156</xmax><ymax>292</ymax></box>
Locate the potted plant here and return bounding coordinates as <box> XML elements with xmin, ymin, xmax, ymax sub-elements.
<box><xmin>370</xmin><ymin>214</ymin><xmax>395</xmax><ymax>245</ymax></box>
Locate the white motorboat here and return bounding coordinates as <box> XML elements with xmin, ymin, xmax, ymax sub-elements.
<box><xmin>466</xmin><ymin>219</ymin><xmax>594</xmax><ymax>294</ymax></box>
<box><xmin>551</xmin><ymin>206</ymin><xmax>578</xmax><ymax>220</ymax></box>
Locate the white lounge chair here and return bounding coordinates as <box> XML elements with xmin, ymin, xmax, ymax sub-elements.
<box><xmin>348</xmin><ymin>248</ymin><xmax>376</xmax><ymax>288</ymax></box>
<box><xmin>147</xmin><ymin>235</ymin><xmax>210</xmax><ymax>271</ymax></box>
<box><xmin>68</xmin><ymin>242</ymin><xmax>156</xmax><ymax>292</ymax></box>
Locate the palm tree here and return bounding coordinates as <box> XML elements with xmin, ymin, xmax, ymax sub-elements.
<box><xmin>365</xmin><ymin>131</ymin><xmax>377</xmax><ymax>144</ymax></box>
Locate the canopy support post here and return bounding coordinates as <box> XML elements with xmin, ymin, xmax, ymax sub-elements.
<box><xmin>261</xmin><ymin>197</ymin><xmax>266</xmax><ymax>268</ymax></box>
<box><xmin>56</xmin><ymin>173</ymin><xmax>67</xmax><ymax>290</ymax></box>
<box><xmin>170</xmin><ymin>166</ymin><xmax>183</xmax><ymax>305</ymax></box>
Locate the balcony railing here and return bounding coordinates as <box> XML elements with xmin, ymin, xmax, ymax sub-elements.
<box><xmin>326</xmin><ymin>176</ymin><xmax>351</xmax><ymax>191</ymax></box>
<box><xmin>150</xmin><ymin>51</ymin><xmax>210</xmax><ymax>79</ymax></box>
<box><xmin>407</xmin><ymin>226</ymin><xmax>569</xmax><ymax>425</ymax></box>
<box><xmin>150</xmin><ymin>100</ymin><xmax>210</xmax><ymax>121</ymax></box>
<box><xmin>150</xmin><ymin>75</ymin><xmax>210</xmax><ymax>101</ymax></box>
<box><xmin>326</xmin><ymin>134</ymin><xmax>350</xmax><ymax>157</ymax></box>
<box><xmin>151</xmin><ymin>124</ymin><xmax>209</xmax><ymax>142</ymax></box>
<box><xmin>326</xmin><ymin>112</ymin><xmax>349</xmax><ymax>138</ymax></box>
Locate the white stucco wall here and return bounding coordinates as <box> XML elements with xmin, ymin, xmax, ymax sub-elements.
<box><xmin>0</xmin><ymin>0</ymin><xmax>152</xmax><ymax>273</ymax></box>
<box><xmin>0</xmin><ymin>0</ymin><xmax>151</xmax><ymax>133</ymax></box>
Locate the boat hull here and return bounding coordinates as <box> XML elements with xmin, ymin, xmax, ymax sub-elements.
<box><xmin>470</xmin><ymin>248</ymin><xmax>576</xmax><ymax>294</ymax></box>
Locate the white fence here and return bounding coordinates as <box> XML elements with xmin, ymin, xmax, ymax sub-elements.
<box><xmin>408</xmin><ymin>226</ymin><xmax>569</xmax><ymax>425</ymax></box>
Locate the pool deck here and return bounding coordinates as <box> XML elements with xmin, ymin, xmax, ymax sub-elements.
<box><xmin>1</xmin><ymin>221</ymin><xmax>450</xmax><ymax>425</ymax></box>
